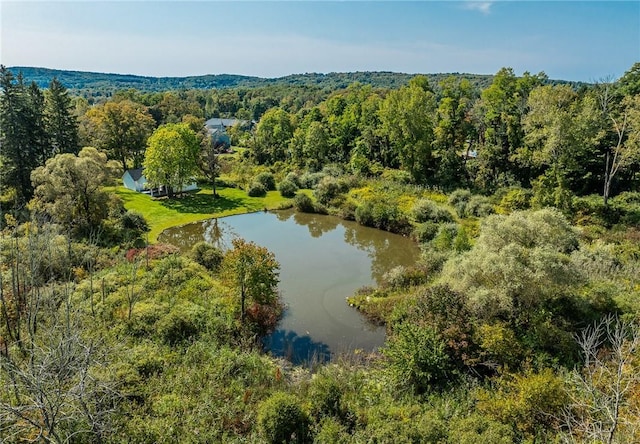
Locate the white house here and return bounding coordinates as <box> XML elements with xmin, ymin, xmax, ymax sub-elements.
<box><xmin>122</xmin><ymin>168</ymin><xmax>147</xmax><ymax>192</ymax></box>
<box><xmin>122</xmin><ymin>168</ymin><xmax>198</xmax><ymax>195</ymax></box>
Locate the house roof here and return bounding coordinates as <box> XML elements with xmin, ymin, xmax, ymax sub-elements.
<box><xmin>125</xmin><ymin>168</ymin><xmax>144</xmax><ymax>181</ymax></box>
<box><xmin>205</xmin><ymin>118</ymin><xmax>245</xmax><ymax>129</ymax></box>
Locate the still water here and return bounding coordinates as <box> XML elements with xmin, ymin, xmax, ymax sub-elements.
<box><xmin>159</xmin><ymin>209</ymin><xmax>420</xmax><ymax>363</ymax></box>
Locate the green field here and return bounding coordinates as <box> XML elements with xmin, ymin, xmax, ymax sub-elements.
<box><xmin>114</xmin><ymin>185</ymin><xmax>290</xmax><ymax>241</ymax></box>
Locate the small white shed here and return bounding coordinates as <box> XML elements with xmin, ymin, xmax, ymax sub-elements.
<box><xmin>122</xmin><ymin>168</ymin><xmax>147</xmax><ymax>192</ymax></box>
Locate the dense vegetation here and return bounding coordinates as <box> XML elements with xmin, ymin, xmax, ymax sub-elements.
<box><xmin>1</xmin><ymin>62</ymin><xmax>639</xmax><ymax>443</ymax></box>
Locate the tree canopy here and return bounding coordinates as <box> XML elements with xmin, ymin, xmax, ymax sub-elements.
<box><xmin>143</xmin><ymin>123</ymin><xmax>200</xmax><ymax>197</ymax></box>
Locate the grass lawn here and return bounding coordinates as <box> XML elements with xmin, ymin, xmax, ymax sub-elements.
<box><xmin>113</xmin><ymin>185</ymin><xmax>291</xmax><ymax>242</ymax></box>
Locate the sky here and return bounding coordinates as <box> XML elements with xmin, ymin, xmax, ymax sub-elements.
<box><xmin>0</xmin><ymin>1</ymin><xmax>638</xmax><ymax>82</ymax></box>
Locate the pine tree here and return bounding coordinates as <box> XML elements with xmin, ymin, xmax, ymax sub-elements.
<box><xmin>0</xmin><ymin>66</ymin><xmax>47</xmax><ymax>209</ymax></box>
<box><xmin>45</xmin><ymin>78</ymin><xmax>79</xmax><ymax>156</ymax></box>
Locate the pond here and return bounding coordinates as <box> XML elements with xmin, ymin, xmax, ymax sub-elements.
<box><xmin>159</xmin><ymin>209</ymin><xmax>421</xmax><ymax>364</ymax></box>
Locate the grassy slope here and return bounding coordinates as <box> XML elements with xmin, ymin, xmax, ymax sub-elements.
<box><xmin>114</xmin><ymin>185</ymin><xmax>289</xmax><ymax>242</ymax></box>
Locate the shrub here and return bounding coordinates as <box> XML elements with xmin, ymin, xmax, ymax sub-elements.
<box><xmin>448</xmin><ymin>413</ymin><xmax>515</xmax><ymax>444</ymax></box>
<box><xmin>383</xmin><ymin>323</ymin><xmax>451</xmax><ymax>393</ymax></box>
<box><xmin>299</xmin><ymin>172</ymin><xmax>326</xmax><ymax>189</ymax></box>
<box><xmin>285</xmin><ymin>171</ymin><xmax>301</xmax><ymax>188</ymax></box>
<box><xmin>381</xmin><ymin>168</ymin><xmax>413</xmax><ymax>184</ymax></box>
<box><xmin>258</xmin><ymin>392</ymin><xmax>309</xmax><ymax>444</ymax></box>
<box><xmin>308</xmin><ymin>373</ymin><xmax>344</xmax><ymax>420</ymax></box>
<box><xmin>247</xmin><ymin>182</ymin><xmax>267</xmax><ymax>197</ymax></box>
<box><xmin>294</xmin><ymin>193</ymin><xmax>315</xmax><ymax>213</ymax></box>
<box><xmin>278</xmin><ymin>179</ymin><xmax>299</xmax><ymax>198</ymax></box>
<box><xmin>448</xmin><ymin>189</ymin><xmax>472</xmax><ymax>217</ymax></box>
<box><xmin>321</xmin><ymin>164</ymin><xmax>344</xmax><ymax>177</ymax></box>
<box><xmin>355</xmin><ymin>200</ymin><xmax>411</xmax><ymax>235</ymax></box>
<box><xmin>466</xmin><ymin>195</ymin><xmax>494</xmax><ymax>217</ymax></box>
<box><xmin>254</xmin><ymin>172</ymin><xmax>276</xmax><ymax>191</ymax></box>
<box><xmin>497</xmin><ymin>187</ymin><xmax>533</xmax><ymax>213</ymax></box>
<box><xmin>382</xmin><ymin>265</ymin><xmax>430</xmax><ymax>289</ymax></box>
<box><xmin>413</xmin><ymin>222</ymin><xmax>439</xmax><ymax>243</ymax></box>
<box><xmin>411</xmin><ymin>199</ymin><xmax>454</xmax><ymax>223</ymax></box>
<box><xmin>156</xmin><ymin>302</ymin><xmax>206</xmax><ymax>346</ymax></box>
<box><xmin>120</xmin><ymin>210</ymin><xmax>149</xmax><ymax>232</ymax></box>
<box><xmin>314</xmin><ymin>417</ymin><xmax>349</xmax><ymax>444</ymax></box>
<box><xmin>431</xmin><ymin>223</ymin><xmax>459</xmax><ymax>251</ymax></box>
<box><xmin>189</xmin><ymin>242</ymin><xmax>224</xmax><ymax>271</ymax></box>
<box><xmin>314</xmin><ymin>176</ymin><xmax>344</xmax><ymax>205</ymax></box>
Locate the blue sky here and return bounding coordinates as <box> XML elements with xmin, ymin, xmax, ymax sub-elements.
<box><xmin>1</xmin><ymin>1</ymin><xmax>638</xmax><ymax>81</ymax></box>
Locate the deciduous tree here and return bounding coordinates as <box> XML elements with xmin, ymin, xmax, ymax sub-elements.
<box><xmin>143</xmin><ymin>123</ymin><xmax>200</xmax><ymax>198</ymax></box>
<box><xmin>84</xmin><ymin>99</ymin><xmax>155</xmax><ymax>172</ymax></box>
<box><xmin>221</xmin><ymin>238</ymin><xmax>279</xmax><ymax>323</ymax></box>
<box><xmin>29</xmin><ymin>147</ymin><xmax>117</xmax><ymax>234</ymax></box>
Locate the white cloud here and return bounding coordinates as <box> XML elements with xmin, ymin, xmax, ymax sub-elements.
<box><xmin>464</xmin><ymin>1</ymin><xmax>494</xmax><ymax>15</ymax></box>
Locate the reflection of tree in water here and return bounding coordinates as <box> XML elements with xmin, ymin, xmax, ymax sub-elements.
<box><xmin>159</xmin><ymin>226</ymin><xmax>206</xmax><ymax>251</ymax></box>
<box><xmin>202</xmin><ymin>218</ymin><xmax>239</xmax><ymax>251</ymax></box>
<box><xmin>343</xmin><ymin>225</ymin><xmax>418</xmax><ymax>283</ymax></box>
<box><xmin>264</xmin><ymin>329</ymin><xmax>331</xmax><ymax>366</ymax></box>
<box><xmin>273</xmin><ymin>209</ymin><xmax>295</xmax><ymax>222</ymax></box>
<box><xmin>293</xmin><ymin>212</ymin><xmax>340</xmax><ymax>238</ymax></box>
<box><xmin>159</xmin><ymin>218</ymin><xmax>239</xmax><ymax>251</ymax></box>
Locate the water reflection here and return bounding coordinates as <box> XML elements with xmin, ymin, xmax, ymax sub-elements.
<box><xmin>158</xmin><ymin>209</ymin><xmax>420</xmax><ymax>361</ymax></box>
<box><xmin>292</xmin><ymin>211</ymin><xmax>340</xmax><ymax>238</ymax></box>
<box><xmin>264</xmin><ymin>329</ymin><xmax>331</xmax><ymax>366</ymax></box>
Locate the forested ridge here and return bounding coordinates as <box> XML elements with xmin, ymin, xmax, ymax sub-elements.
<box><xmin>9</xmin><ymin>65</ymin><xmax>586</xmax><ymax>101</ymax></box>
<box><xmin>1</xmin><ymin>62</ymin><xmax>639</xmax><ymax>443</ymax></box>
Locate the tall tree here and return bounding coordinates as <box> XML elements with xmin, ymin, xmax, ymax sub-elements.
<box><xmin>44</xmin><ymin>78</ymin><xmax>79</xmax><ymax>157</ymax></box>
<box><xmin>475</xmin><ymin>68</ymin><xmax>546</xmax><ymax>190</ymax></box>
<box><xmin>434</xmin><ymin>76</ymin><xmax>478</xmax><ymax>189</ymax></box>
<box><xmin>84</xmin><ymin>99</ymin><xmax>155</xmax><ymax>172</ymax></box>
<box><xmin>521</xmin><ymin>85</ymin><xmax>602</xmax><ymax>200</ymax></box>
<box><xmin>379</xmin><ymin>75</ymin><xmax>437</xmax><ymax>183</ymax></box>
<box><xmin>0</xmin><ymin>66</ymin><xmax>46</xmax><ymax>208</ymax></box>
<box><xmin>221</xmin><ymin>238</ymin><xmax>280</xmax><ymax>323</ymax></box>
<box><xmin>143</xmin><ymin>123</ymin><xmax>200</xmax><ymax>198</ymax></box>
<box><xmin>252</xmin><ymin>107</ymin><xmax>294</xmax><ymax>164</ymax></box>
<box><xmin>29</xmin><ymin>147</ymin><xmax>117</xmax><ymax>234</ymax></box>
<box><xmin>602</xmin><ymin>94</ymin><xmax>640</xmax><ymax>206</ymax></box>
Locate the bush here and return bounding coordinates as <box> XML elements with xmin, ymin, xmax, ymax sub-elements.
<box><xmin>299</xmin><ymin>172</ymin><xmax>327</xmax><ymax>189</ymax></box>
<box><xmin>431</xmin><ymin>223</ymin><xmax>459</xmax><ymax>251</ymax></box>
<box><xmin>254</xmin><ymin>172</ymin><xmax>276</xmax><ymax>191</ymax></box>
<box><xmin>285</xmin><ymin>171</ymin><xmax>301</xmax><ymax>188</ymax></box>
<box><xmin>294</xmin><ymin>193</ymin><xmax>315</xmax><ymax>213</ymax></box>
<box><xmin>382</xmin><ymin>265</ymin><xmax>430</xmax><ymax>289</ymax></box>
<box><xmin>309</xmin><ymin>374</ymin><xmax>343</xmax><ymax>421</ymax></box>
<box><xmin>247</xmin><ymin>182</ymin><xmax>267</xmax><ymax>197</ymax></box>
<box><xmin>465</xmin><ymin>195</ymin><xmax>494</xmax><ymax>217</ymax></box>
<box><xmin>278</xmin><ymin>179</ymin><xmax>299</xmax><ymax>198</ymax></box>
<box><xmin>413</xmin><ymin>222</ymin><xmax>440</xmax><ymax>243</ymax></box>
<box><xmin>448</xmin><ymin>189</ymin><xmax>472</xmax><ymax>217</ymax></box>
<box><xmin>120</xmin><ymin>210</ymin><xmax>149</xmax><ymax>232</ymax></box>
<box><xmin>258</xmin><ymin>392</ymin><xmax>309</xmax><ymax>444</ymax></box>
<box><xmin>278</xmin><ymin>179</ymin><xmax>298</xmax><ymax>197</ymax></box>
<box><xmin>383</xmin><ymin>323</ymin><xmax>451</xmax><ymax>393</ymax></box>
<box><xmin>156</xmin><ymin>302</ymin><xmax>206</xmax><ymax>346</ymax></box>
<box><xmin>355</xmin><ymin>200</ymin><xmax>411</xmax><ymax>235</ymax></box>
<box><xmin>411</xmin><ymin>199</ymin><xmax>454</xmax><ymax>223</ymax></box>
<box><xmin>381</xmin><ymin>168</ymin><xmax>413</xmax><ymax>184</ymax></box>
<box><xmin>497</xmin><ymin>187</ymin><xmax>533</xmax><ymax>213</ymax></box>
<box><xmin>189</xmin><ymin>242</ymin><xmax>224</xmax><ymax>271</ymax></box>
<box><xmin>314</xmin><ymin>176</ymin><xmax>344</xmax><ymax>205</ymax></box>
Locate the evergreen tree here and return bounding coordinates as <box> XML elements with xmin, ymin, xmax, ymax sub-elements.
<box><xmin>45</xmin><ymin>77</ymin><xmax>79</xmax><ymax>156</ymax></box>
<box><xmin>0</xmin><ymin>66</ymin><xmax>45</xmax><ymax>208</ymax></box>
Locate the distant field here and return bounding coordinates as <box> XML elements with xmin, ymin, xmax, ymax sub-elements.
<box><xmin>113</xmin><ymin>185</ymin><xmax>290</xmax><ymax>242</ymax></box>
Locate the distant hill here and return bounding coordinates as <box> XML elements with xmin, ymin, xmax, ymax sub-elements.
<box><xmin>7</xmin><ymin>66</ymin><xmax>495</xmax><ymax>95</ymax></box>
<box><xmin>7</xmin><ymin>66</ymin><xmax>586</xmax><ymax>97</ymax></box>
